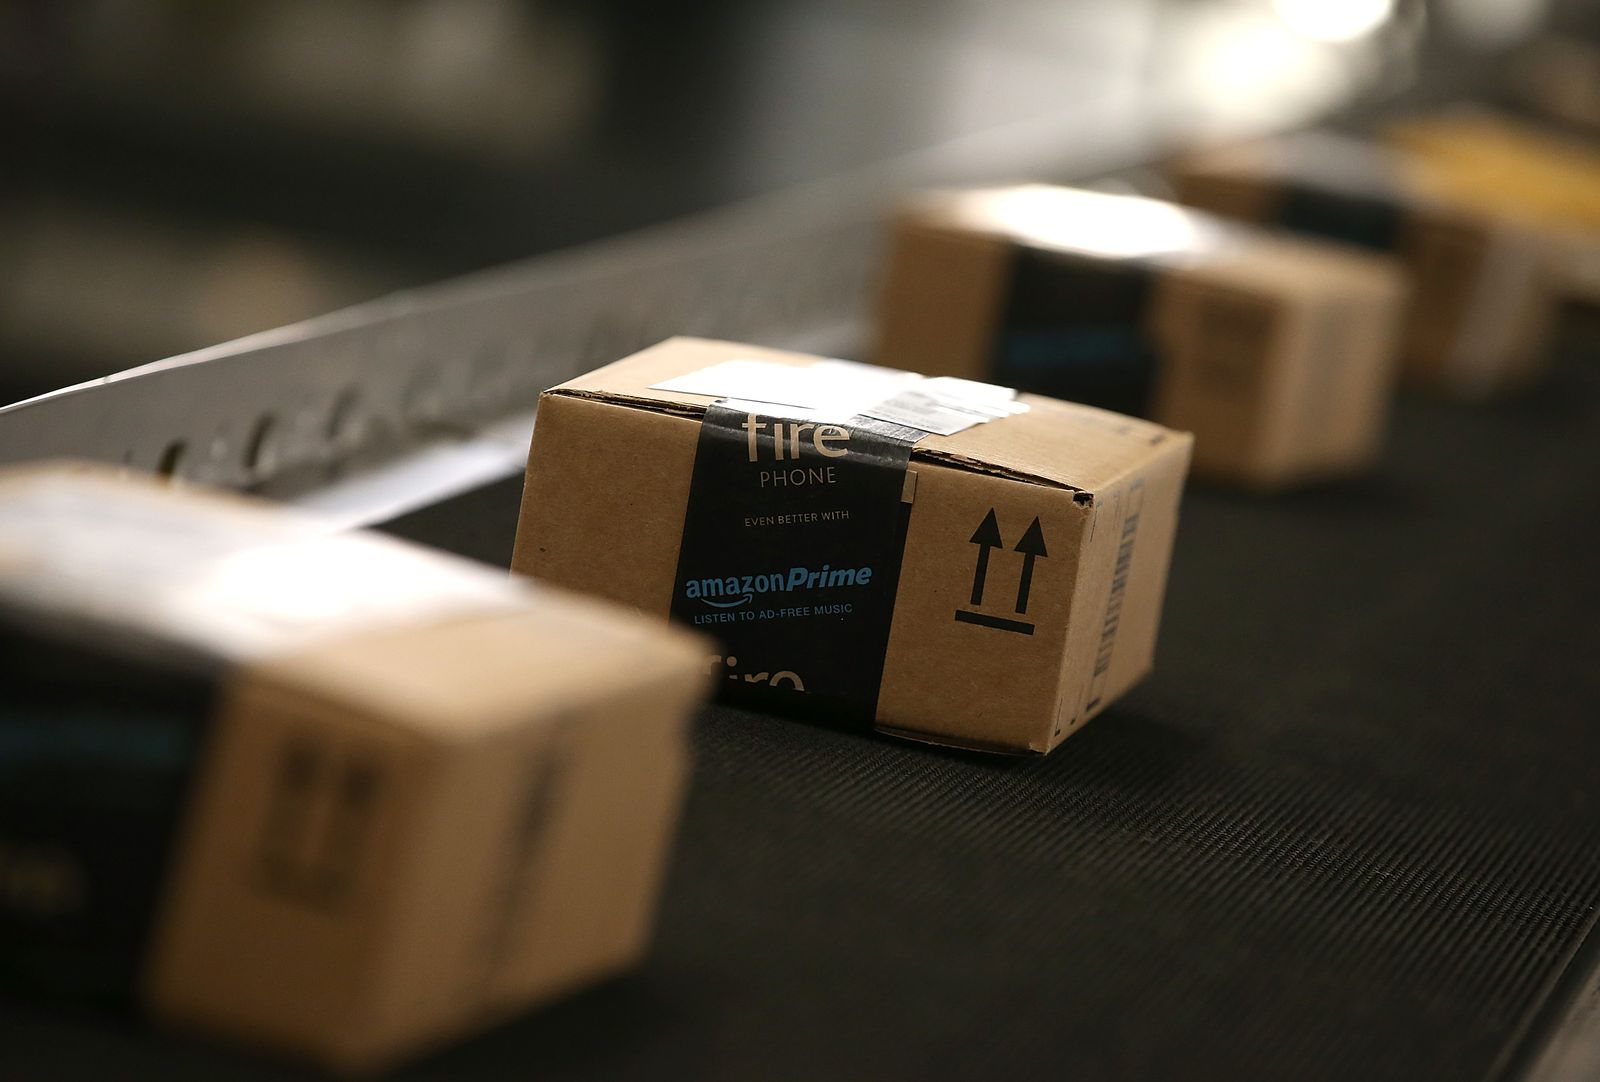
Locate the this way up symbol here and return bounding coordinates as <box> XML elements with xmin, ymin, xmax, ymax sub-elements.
<box><xmin>955</xmin><ymin>510</ymin><xmax>1048</xmax><ymax>636</ymax></box>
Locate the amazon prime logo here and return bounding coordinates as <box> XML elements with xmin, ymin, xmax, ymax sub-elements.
<box><xmin>682</xmin><ymin>564</ymin><xmax>874</xmax><ymax>609</ymax></box>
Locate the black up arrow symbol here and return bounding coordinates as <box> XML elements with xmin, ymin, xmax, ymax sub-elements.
<box><xmin>1013</xmin><ymin>518</ymin><xmax>1047</xmax><ymax>614</ymax></box>
<box><xmin>968</xmin><ymin>509</ymin><xmax>1003</xmax><ymax>606</ymax></box>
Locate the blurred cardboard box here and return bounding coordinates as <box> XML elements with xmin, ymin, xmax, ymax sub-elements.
<box><xmin>0</xmin><ymin>463</ymin><xmax>707</xmax><ymax>1073</ymax></box>
<box><xmin>512</xmin><ymin>337</ymin><xmax>1191</xmax><ymax>755</ymax></box>
<box><xmin>1385</xmin><ymin>109</ymin><xmax>1600</xmax><ymax>308</ymax></box>
<box><xmin>1173</xmin><ymin>132</ymin><xmax>1562</xmax><ymax>398</ymax></box>
<box><xmin>875</xmin><ymin>185</ymin><xmax>1405</xmax><ymax>488</ymax></box>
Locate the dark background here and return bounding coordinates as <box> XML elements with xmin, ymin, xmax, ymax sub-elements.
<box><xmin>3</xmin><ymin>0</ymin><xmax>1594</xmax><ymax>405</ymax></box>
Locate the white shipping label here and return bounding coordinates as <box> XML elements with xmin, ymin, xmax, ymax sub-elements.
<box><xmin>651</xmin><ymin>359</ymin><xmax>1027</xmax><ymax>437</ymax></box>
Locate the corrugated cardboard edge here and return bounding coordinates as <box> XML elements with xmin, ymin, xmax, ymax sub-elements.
<box><xmin>1051</xmin><ymin>428</ymin><xmax>1193</xmax><ymax>750</ymax></box>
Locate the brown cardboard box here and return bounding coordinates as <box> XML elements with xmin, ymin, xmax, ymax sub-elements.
<box><xmin>1172</xmin><ymin>133</ymin><xmax>1563</xmax><ymax>397</ymax></box>
<box><xmin>874</xmin><ymin>185</ymin><xmax>1406</xmax><ymax>489</ymax></box>
<box><xmin>511</xmin><ymin>337</ymin><xmax>1192</xmax><ymax>755</ymax></box>
<box><xmin>1384</xmin><ymin>109</ymin><xmax>1600</xmax><ymax>308</ymax></box>
<box><xmin>0</xmin><ymin>464</ymin><xmax>707</xmax><ymax>1073</ymax></box>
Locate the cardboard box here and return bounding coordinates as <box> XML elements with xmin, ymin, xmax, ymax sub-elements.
<box><xmin>512</xmin><ymin>337</ymin><xmax>1192</xmax><ymax>756</ymax></box>
<box><xmin>1172</xmin><ymin>132</ymin><xmax>1563</xmax><ymax>398</ymax></box>
<box><xmin>1384</xmin><ymin>109</ymin><xmax>1600</xmax><ymax>308</ymax></box>
<box><xmin>873</xmin><ymin>185</ymin><xmax>1406</xmax><ymax>489</ymax></box>
<box><xmin>0</xmin><ymin>464</ymin><xmax>707</xmax><ymax>1073</ymax></box>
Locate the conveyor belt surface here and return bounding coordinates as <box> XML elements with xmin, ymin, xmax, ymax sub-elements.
<box><xmin>7</xmin><ymin>323</ymin><xmax>1597</xmax><ymax>1080</ymax></box>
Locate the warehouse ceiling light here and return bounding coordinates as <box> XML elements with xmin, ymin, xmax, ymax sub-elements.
<box><xmin>1272</xmin><ymin>0</ymin><xmax>1395</xmax><ymax>43</ymax></box>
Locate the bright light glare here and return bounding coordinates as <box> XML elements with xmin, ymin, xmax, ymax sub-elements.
<box><xmin>190</xmin><ymin>535</ymin><xmax>512</xmax><ymax>653</ymax></box>
<box><xmin>1272</xmin><ymin>0</ymin><xmax>1395</xmax><ymax>43</ymax></box>
<box><xmin>955</xmin><ymin>186</ymin><xmax>1213</xmax><ymax>260</ymax></box>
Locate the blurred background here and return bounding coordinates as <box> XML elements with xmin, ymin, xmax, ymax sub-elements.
<box><xmin>4</xmin><ymin>0</ymin><xmax>1597</xmax><ymax>407</ymax></box>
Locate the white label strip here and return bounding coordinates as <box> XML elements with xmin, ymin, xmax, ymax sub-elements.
<box><xmin>651</xmin><ymin>359</ymin><xmax>1027</xmax><ymax>437</ymax></box>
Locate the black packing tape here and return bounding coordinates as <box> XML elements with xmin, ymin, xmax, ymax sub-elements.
<box><xmin>0</xmin><ymin>615</ymin><xmax>216</xmax><ymax>1006</ymax></box>
<box><xmin>992</xmin><ymin>245</ymin><xmax>1158</xmax><ymax>418</ymax></box>
<box><xmin>670</xmin><ymin>403</ymin><xmax>918</xmax><ymax>726</ymax></box>
<box><xmin>1276</xmin><ymin>184</ymin><xmax>1405</xmax><ymax>253</ymax></box>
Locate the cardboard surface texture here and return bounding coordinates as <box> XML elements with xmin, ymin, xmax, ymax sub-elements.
<box><xmin>512</xmin><ymin>337</ymin><xmax>1193</xmax><ymax>755</ymax></box>
<box><xmin>874</xmin><ymin>185</ymin><xmax>1406</xmax><ymax>488</ymax></box>
<box><xmin>0</xmin><ymin>463</ymin><xmax>707</xmax><ymax>1073</ymax></box>
<box><xmin>1171</xmin><ymin>132</ymin><xmax>1565</xmax><ymax>398</ymax></box>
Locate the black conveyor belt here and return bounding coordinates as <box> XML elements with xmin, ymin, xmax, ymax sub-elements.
<box><xmin>5</xmin><ymin>326</ymin><xmax>1600</xmax><ymax>1080</ymax></box>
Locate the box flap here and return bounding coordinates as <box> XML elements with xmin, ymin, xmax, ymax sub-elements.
<box><xmin>548</xmin><ymin>337</ymin><xmax>1184</xmax><ymax>498</ymax></box>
